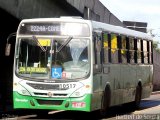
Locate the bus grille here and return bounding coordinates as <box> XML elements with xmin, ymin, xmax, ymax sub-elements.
<box><xmin>26</xmin><ymin>83</ymin><xmax>68</xmax><ymax>90</ymax></box>
<box><xmin>34</xmin><ymin>92</ymin><xmax>68</xmax><ymax>96</ymax></box>
<box><xmin>36</xmin><ymin>99</ymin><xmax>63</xmax><ymax>105</ymax></box>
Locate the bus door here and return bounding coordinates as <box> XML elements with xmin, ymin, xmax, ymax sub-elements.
<box><xmin>92</xmin><ymin>32</ymin><xmax>103</xmax><ymax>108</ymax></box>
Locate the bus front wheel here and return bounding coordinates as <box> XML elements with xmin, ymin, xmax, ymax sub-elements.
<box><xmin>100</xmin><ymin>86</ymin><xmax>111</xmax><ymax>117</ymax></box>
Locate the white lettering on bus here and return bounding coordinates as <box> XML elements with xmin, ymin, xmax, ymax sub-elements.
<box><xmin>15</xmin><ymin>98</ymin><xmax>28</xmax><ymax>102</ymax></box>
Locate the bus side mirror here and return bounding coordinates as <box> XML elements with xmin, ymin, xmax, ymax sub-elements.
<box><xmin>5</xmin><ymin>43</ymin><xmax>11</xmax><ymax>56</ymax></box>
<box><xmin>5</xmin><ymin>32</ymin><xmax>16</xmax><ymax>56</ymax></box>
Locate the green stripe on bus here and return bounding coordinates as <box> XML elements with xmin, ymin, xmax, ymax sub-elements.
<box><xmin>13</xmin><ymin>92</ymin><xmax>91</xmax><ymax>111</ymax></box>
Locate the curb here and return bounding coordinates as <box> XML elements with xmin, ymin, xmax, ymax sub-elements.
<box><xmin>151</xmin><ymin>91</ymin><xmax>160</xmax><ymax>95</ymax></box>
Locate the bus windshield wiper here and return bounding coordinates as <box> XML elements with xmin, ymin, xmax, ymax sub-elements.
<box><xmin>32</xmin><ymin>36</ymin><xmax>47</xmax><ymax>52</ymax></box>
<box><xmin>57</xmin><ymin>36</ymin><xmax>73</xmax><ymax>52</ymax></box>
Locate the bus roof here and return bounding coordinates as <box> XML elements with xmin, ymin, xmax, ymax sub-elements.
<box><xmin>19</xmin><ymin>17</ymin><xmax>153</xmax><ymax>40</ymax></box>
<box><xmin>20</xmin><ymin>17</ymin><xmax>90</xmax><ymax>24</ymax></box>
<box><xmin>92</xmin><ymin>21</ymin><xmax>153</xmax><ymax>40</ymax></box>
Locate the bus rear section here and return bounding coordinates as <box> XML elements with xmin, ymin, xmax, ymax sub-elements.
<box><xmin>13</xmin><ymin>18</ymin><xmax>93</xmax><ymax>112</ymax></box>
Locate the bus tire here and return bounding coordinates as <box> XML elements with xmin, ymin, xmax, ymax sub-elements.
<box><xmin>126</xmin><ymin>84</ymin><xmax>142</xmax><ymax>110</ymax></box>
<box><xmin>134</xmin><ymin>84</ymin><xmax>142</xmax><ymax>109</ymax></box>
<box><xmin>100</xmin><ymin>85</ymin><xmax>111</xmax><ymax>117</ymax></box>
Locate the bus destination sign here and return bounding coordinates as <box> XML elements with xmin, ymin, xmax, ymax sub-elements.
<box><xmin>19</xmin><ymin>23</ymin><xmax>61</xmax><ymax>35</ymax></box>
<box><xmin>30</xmin><ymin>25</ymin><xmax>60</xmax><ymax>32</ymax></box>
<box><xmin>19</xmin><ymin>22</ymin><xmax>90</xmax><ymax>36</ymax></box>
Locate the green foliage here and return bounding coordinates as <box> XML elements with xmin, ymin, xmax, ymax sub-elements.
<box><xmin>153</xmin><ymin>41</ymin><xmax>160</xmax><ymax>53</ymax></box>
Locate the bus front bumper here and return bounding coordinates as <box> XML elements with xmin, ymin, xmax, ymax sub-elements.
<box><xmin>13</xmin><ymin>92</ymin><xmax>91</xmax><ymax>112</ymax></box>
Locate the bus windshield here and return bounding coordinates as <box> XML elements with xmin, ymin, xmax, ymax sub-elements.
<box><xmin>16</xmin><ymin>37</ymin><xmax>90</xmax><ymax>80</ymax></box>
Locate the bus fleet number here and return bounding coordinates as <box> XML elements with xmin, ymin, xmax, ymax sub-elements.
<box><xmin>59</xmin><ymin>84</ymin><xmax>76</xmax><ymax>89</ymax></box>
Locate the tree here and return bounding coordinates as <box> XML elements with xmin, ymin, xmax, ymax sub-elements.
<box><xmin>153</xmin><ymin>41</ymin><xmax>160</xmax><ymax>53</ymax></box>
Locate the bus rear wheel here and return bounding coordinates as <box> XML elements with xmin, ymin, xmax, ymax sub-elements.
<box><xmin>129</xmin><ymin>85</ymin><xmax>142</xmax><ymax>110</ymax></box>
<box><xmin>134</xmin><ymin>85</ymin><xmax>142</xmax><ymax>109</ymax></box>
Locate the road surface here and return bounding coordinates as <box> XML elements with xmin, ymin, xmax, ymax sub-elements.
<box><xmin>1</xmin><ymin>92</ymin><xmax>160</xmax><ymax>120</ymax></box>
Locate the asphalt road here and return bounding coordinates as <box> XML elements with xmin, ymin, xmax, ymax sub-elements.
<box><xmin>104</xmin><ymin>92</ymin><xmax>160</xmax><ymax>120</ymax></box>
<box><xmin>1</xmin><ymin>92</ymin><xmax>160</xmax><ymax>120</ymax></box>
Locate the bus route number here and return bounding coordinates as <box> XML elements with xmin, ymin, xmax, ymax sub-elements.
<box><xmin>59</xmin><ymin>84</ymin><xmax>76</xmax><ymax>89</ymax></box>
<box><xmin>30</xmin><ymin>25</ymin><xmax>60</xmax><ymax>32</ymax></box>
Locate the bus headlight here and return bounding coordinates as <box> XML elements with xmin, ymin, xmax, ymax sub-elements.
<box><xmin>14</xmin><ymin>83</ymin><xmax>30</xmax><ymax>96</ymax></box>
<box><xmin>70</xmin><ymin>89</ymin><xmax>85</xmax><ymax>97</ymax></box>
<box><xmin>70</xmin><ymin>85</ymin><xmax>91</xmax><ymax>97</ymax></box>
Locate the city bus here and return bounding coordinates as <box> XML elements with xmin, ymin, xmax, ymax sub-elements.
<box><xmin>8</xmin><ymin>17</ymin><xmax>153</xmax><ymax>115</ymax></box>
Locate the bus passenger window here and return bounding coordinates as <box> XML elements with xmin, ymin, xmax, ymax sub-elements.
<box><xmin>96</xmin><ymin>38</ymin><xmax>101</xmax><ymax>53</ymax></box>
<box><xmin>117</xmin><ymin>36</ymin><xmax>122</xmax><ymax>63</ymax></box>
<box><xmin>149</xmin><ymin>41</ymin><xmax>153</xmax><ymax>64</ymax></box>
<box><xmin>137</xmin><ymin>39</ymin><xmax>142</xmax><ymax>64</ymax></box>
<box><xmin>141</xmin><ymin>40</ymin><xmax>144</xmax><ymax>63</ymax></box>
<box><xmin>129</xmin><ymin>37</ymin><xmax>135</xmax><ymax>64</ymax></box>
<box><xmin>121</xmin><ymin>36</ymin><xmax>127</xmax><ymax>63</ymax></box>
<box><xmin>134</xmin><ymin>38</ymin><xmax>137</xmax><ymax>63</ymax></box>
<box><xmin>93</xmin><ymin>34</ymin><xmax>97</xmax><ymax>64</ymax></box>
<box><xmin>111</xmin><ymin>34</ymin><xmax>118</xmax><ymax>63</ymax></box>
<box><xmin>147</xmin><ymin>41</ymin><xmax>150</xmax><ymax>64</ymax></box>
<box><xmin>103</xmin><ymin>33</ymin><xmax>109</xmax><ymax>63</ymax></box>
<box><xmin>143</xmin><ymin>40</ymin><xmax>148</xmax><ymax>64</ymax></box>
<box><xmin>126</xmin><ymin>37</ymin><xmax>130</xmax><ymax>63</ymax></box>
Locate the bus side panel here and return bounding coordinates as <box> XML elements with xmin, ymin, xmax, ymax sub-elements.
<box><xmin>121</xmin><ymin>65</ymin><xmax>137</xmax><ymax>104</ymax></box>
<box><xmin>91</xmin><ymin>64</ymin><xmax>153</xmax><ymax>110</ymax></box>
<box><xmin>105</xmin><ymin>64</ymin><xmax>122</xmax><ymax>106</ymax></box>
<box><xmin>91</xmin><ymin>72</ymin><xmax>103</xmax><ymax>111</ymax></box>
<box><xmin>137</xmin><ymin>65</ymin><xmax>153</xmax><ymax>99</ymax></box>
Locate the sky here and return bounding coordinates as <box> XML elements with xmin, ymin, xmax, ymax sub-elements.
<box><xmin>99</xmin><ymin>0</ymin><xmax>160</xmax><ymax>42</ymax></box>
